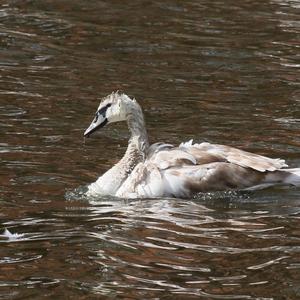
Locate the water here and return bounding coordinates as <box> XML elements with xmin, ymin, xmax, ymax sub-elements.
<box><xmin>1</xmin><ymin>0</ymin><xmax>300</xmax><ymax>298</ymax></box>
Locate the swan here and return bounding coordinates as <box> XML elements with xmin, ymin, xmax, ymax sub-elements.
<box><xmin>83</xmin><ymin>92</ymin><xmax>300</xmax><ymax>198</ymax></box>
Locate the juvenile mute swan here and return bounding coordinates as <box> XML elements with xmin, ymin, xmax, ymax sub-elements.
<box><xmin>84</xmin><ymin>92</ymin><xmax>300</xmax><ymax>198</ymax></box>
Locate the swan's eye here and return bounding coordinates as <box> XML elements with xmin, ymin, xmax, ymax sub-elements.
<box><xmin>97</xmin><ymin>103</ymin><xmax>112</xmax><ymax>118</ymax></box>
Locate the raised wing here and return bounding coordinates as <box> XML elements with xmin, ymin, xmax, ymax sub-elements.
<box><xmin>116</xmin><ymin>140</ymin><xmax>289</xmax><ymax>198</ymax></box>
<box><xmin>181</xmin><ymin>141</ymin><xmax>288</xmax><ymax>172</ymax></box>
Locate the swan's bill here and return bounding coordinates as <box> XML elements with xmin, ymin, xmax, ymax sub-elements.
<box><xmin>84</xmin><ymin>113</ymin><xmax>108</xmax><ymax>137</ymax></box>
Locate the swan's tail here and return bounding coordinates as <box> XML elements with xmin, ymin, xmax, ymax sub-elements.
<box><xmin>282</xmin><ymin>168</ymin><xmax>300</xmax><ymax>186</ymax></box>
<box><xmin>244</xmin><ymin>168</ymin><xmax>300</xmax><ymax>191</ymax></box>
<box><xmin>265</xmin><ymin>168</ymin><xmax>300</xmax><ymax>187</ymax></box>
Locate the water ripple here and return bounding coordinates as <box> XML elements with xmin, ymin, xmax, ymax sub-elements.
<box><xmin>1</xmin><ymin>0</ymin><xmax>300</xmax><ymax>299</ymax></box>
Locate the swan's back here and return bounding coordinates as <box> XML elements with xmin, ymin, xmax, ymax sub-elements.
<box><xmin>116</xmin><ymin>140</ymin><xmax>294</xmax><ymax>198</ymax></box>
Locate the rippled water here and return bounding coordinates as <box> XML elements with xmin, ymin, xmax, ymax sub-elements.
<box><xmin>1</xmin><ymin>0</ymin><xmax>300</xmax><ymax>299</ymax></box>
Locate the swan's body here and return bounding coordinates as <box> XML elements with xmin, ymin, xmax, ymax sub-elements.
<box><xmin>84</xmin><ymin>92</ymin><xmax>300</xmax><ymax>198</ymax></box>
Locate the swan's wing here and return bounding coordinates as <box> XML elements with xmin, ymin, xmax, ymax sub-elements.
<box><xmin>181</xmin><ymin>142</ymin><xmax>287</xmax><ymax>172</ymax></box>
<box><xmin>147</xmin><ymin>142</ymin><xmax>174</xmax><ymax>159</ymax></box>
<box><xmin>116</xmin><ymin>140</ymin><xmax>288</xmax><ymax>198</ymax></box>
<box><xmin>117</xmin><ymin>161</ymin><xmax>268</xmax><ymax>198</ymax></box>
<box><xmin>162</xmin><ymin>162</ymin><xmax>266</xmax><ymax>197</ymax></box>
<box><xmin>147</xmin><ymin>142</ymin><xmax>227</xmax><ymax>170</ymax></box>
<box><xmin>148</xmin><ymin>140</ymin><xmax>287</xmax><ymax>173</ymax></box>
<box><xmin>179</xmin><ymin>146</ymin><xmax>227</xmax><ymax>165</ymax></box>
<box><xmin>148</xmin><ymin>149</ymin><xmax>197</xmax><ymax>169</ymax></box>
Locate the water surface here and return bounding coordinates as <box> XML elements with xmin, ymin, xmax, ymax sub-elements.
<box><xmin>1</xmin><ymin>0</ymin><xmax>300</xmax><ymax>299</ymax></box>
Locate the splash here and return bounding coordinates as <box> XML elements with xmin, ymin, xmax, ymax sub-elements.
<box><xmin>2</xmin><ymin>228</ymin><xmax>25</xmax><ymax>241</ymax></box>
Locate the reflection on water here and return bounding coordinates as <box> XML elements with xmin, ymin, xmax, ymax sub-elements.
<box><xmin>1</xmin><ymin>0</ymin><xmax>300</xmax><ymax>299</ymax></box>
<box><xmin>1</xmin><ymin>194</ymin><xmax>300</xmax><ymax>299</ymax></box>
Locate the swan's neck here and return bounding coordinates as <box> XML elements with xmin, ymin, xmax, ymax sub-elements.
<box><xmin>127</xmin><ymin>104</ymin><xmax>149</xmax><ymax>153</ymax></box>
<box><xmin>88</xmin><ymin>104</ymin><xmax>149</xmax><ymax>196</ymax></box>
<box><xmin>116</xmin><ymin>104</ymin><xmax>150</xmax><ymax>180</ymax></box>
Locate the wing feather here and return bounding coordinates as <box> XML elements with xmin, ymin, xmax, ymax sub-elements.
<box><xmin>186</xmin><ymin>142</ymin><xmax>287</xmax><ymax>172</ymax></box>
<box><xmin>117</xmin><ymin>140</ymin><xmax>289</xmax><ymax>198</ymax></box>
<box><xmin>148</xmin><ymin>149</ymin><xmax>197</xmax><ymax>169</ymax></box>
<box><xmin>163</xmin><ymin>162</ymin><xmax>266</xmax><ymax>197</ymax></box>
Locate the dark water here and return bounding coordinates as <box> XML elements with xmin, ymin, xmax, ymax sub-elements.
<box><xmin>1</xmin><ymin>0</ymin><xmax>300</xmax><ymax>299</ymax></box>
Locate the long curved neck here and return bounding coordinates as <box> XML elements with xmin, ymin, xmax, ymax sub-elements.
<box><xmin>117</xmin><ymin>103</ymin><xmax>149</xmax><ymax>175</ymax></box>
<box><xmin>127</xmin><ymin>103</ymin><xmax>149</xmax><ymax>153</ymax></box>
<box><xmin>88</xmin><ymin>102</ymin><xmax>149</xmax><ymax>196</ymax></box>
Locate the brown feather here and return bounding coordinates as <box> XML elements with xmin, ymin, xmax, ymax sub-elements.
<box><xmin>194</xmin><ymin>143</ymin><xmax>287</xmax><ymax>172</ymax></box>
<box><xmin>177</xmin><ymin>163</ymin><xmax>266</xmax><ymax>194</ymax></box>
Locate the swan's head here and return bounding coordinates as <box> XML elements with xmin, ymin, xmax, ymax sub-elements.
<box><xmin>84</xmin><ymin>92</ymin><xmax>138</xmax><ymax>137</ymax></box>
